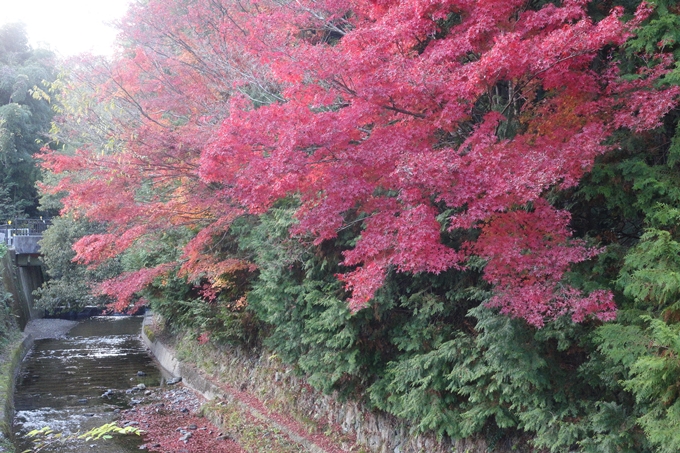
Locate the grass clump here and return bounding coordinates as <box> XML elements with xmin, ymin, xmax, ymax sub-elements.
<box><xmin>143</xmin><ymin>324</ymin><xmax>156</xmax><ymax>343</ymax></box>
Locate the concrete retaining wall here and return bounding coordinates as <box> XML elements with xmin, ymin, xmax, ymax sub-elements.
<box><xmin>0</xmin><ymin>252</ymin><xmax>44</xmax><ymax>330</ymax></box>
<box><xmin>141</xmin><ymin>315</ymin><xmax>217</xmax><ymax>399</ymax></box>
<box><xmin>0</xmin><ymin>334</ymin><xmax>33</xmax><ymax>452</ymax></box>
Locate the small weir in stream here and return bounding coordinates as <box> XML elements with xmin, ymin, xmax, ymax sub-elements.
<box><xmin>12</xmin><ymin>316</ymin><xmax>164</xmax><ymax>452</ymax></box>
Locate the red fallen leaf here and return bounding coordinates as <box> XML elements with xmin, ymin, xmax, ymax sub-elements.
<box><xmin>121</xmin><ymin>388</ymin><xmax>244</xmax><ymax>453</ymax></box>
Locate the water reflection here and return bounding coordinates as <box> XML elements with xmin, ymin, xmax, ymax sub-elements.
<box><xmin>13</xmin><ymin>316</ymin><xmax>162</xmax><ymax>452</ymax></box>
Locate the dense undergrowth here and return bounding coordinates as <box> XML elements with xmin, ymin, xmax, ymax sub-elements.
<box><xmin>0</xmin><ymin>244</ymin><xmax>21</xmax><ymax>451</ymax></box>
<box><xmin>0</xmin><ymin>245</ymin><xmax>18</xmax><ymax>345</ymax></box>
<box><xmin>0</xmin><ymin>337</ymin><xmax>18</xmax><ymax>453</ymax></box>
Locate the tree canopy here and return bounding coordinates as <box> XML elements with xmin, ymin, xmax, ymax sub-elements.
<box><xmin>42</xmin><ymin>0</ymin><xmax>677</xmax><ymax>325</ymax></box>
<box><xmin>0</xmin><ymin>23</ymin><xmax>55</xmax><ymax>220</ymax></box>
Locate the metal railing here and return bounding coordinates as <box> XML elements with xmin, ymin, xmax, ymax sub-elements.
<box><xmin>0</xmin><ymin>218</ymin><xmax>52</xmax><ymax>248</ymax></box>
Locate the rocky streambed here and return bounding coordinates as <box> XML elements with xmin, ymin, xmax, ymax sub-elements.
<box><xmin>12</xmin><ymin>316</ymin><xmax>239</xmax><ymax>453</ymax></box>
<box><xmin>12</xmin><ymin>316</ymin><xmax>163</xmax><ymax>452</ymax></box>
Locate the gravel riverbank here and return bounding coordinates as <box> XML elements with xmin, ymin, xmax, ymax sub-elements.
<box><xmin>23</xmin><ymin>319</ymin><xmax>79</xmax><ymax>340</ymax></box>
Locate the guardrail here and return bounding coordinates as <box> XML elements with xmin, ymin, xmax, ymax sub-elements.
<box><xmin>0</xmin><ymin>218</ymin><xmax>51</xmax><ymax>249</ymax></box>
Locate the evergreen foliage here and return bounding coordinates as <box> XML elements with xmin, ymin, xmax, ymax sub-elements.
<box><xmin>238</xmin><ymin>203</ymin><xmax>376</xmax><ymax>393</ymax></box>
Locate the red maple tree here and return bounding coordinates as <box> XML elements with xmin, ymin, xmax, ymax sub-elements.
<box><xmin>42</xmin><ymin>0</ymin><xmax>679</xmax><ymax>325</ymax></box>
<box><xmin>199</xmin><ymin>0</ymin><xmax>679</xmax><ymax>325</ymax></box>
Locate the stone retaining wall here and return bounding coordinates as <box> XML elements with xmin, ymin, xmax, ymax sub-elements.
<box><xmin>141</xmin><ymin>314</ymin><xmax>513</xmax><ymax>453</ymax></box>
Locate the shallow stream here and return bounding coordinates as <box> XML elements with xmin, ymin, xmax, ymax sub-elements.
<box><xmin>12</xmin><ymin>316</ymin><xmax>164</xmax><ymax>452</ymax></box>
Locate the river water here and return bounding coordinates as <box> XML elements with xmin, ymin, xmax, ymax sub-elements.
<box><xmin>12</xmin><ymin>316</ymin><xmax>163</xmax><ymax>452</ymax></box>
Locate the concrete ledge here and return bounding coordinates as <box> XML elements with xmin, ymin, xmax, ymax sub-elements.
<box><xmin>0</xmin><ymin>334</ymin><xmax>34</xmax><ymax>452</ymax></box>
<box><xmin>141</xmin><ymin>315</ymin><xmax>223</xmax><ymax>401</ymax></box>
<box><xmin>11</xmin><ymin>236</ymin><xmax>41</xmax><ymax>256</ymax></box>
<box><xmin>141</xmin><ymin>315</ymin><xmax>181</xmax><ymax>377</ymax></box>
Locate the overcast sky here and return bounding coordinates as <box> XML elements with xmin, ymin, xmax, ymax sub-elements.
<box><xmin>0</xmin><ymin>0</ymin><xmax>133</xmax><ymax>57</ymax></box>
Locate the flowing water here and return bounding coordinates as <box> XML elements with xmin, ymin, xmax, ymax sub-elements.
<box><xmin>12</xmin><ymin>316</ymin><xmax>164</xmax><ymax>452</ymax></box>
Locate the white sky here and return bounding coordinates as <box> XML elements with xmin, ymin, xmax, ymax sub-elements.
<box><xmin>0</xmin><ymin>0</ymin><xmax>133</xmax><ymax>57</ymax></box>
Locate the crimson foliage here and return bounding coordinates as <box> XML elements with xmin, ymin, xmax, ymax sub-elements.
<box><xmin>42</xmin><ymin>0</ymin><xmax>678</xmax><ymax>326</ymax></box>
